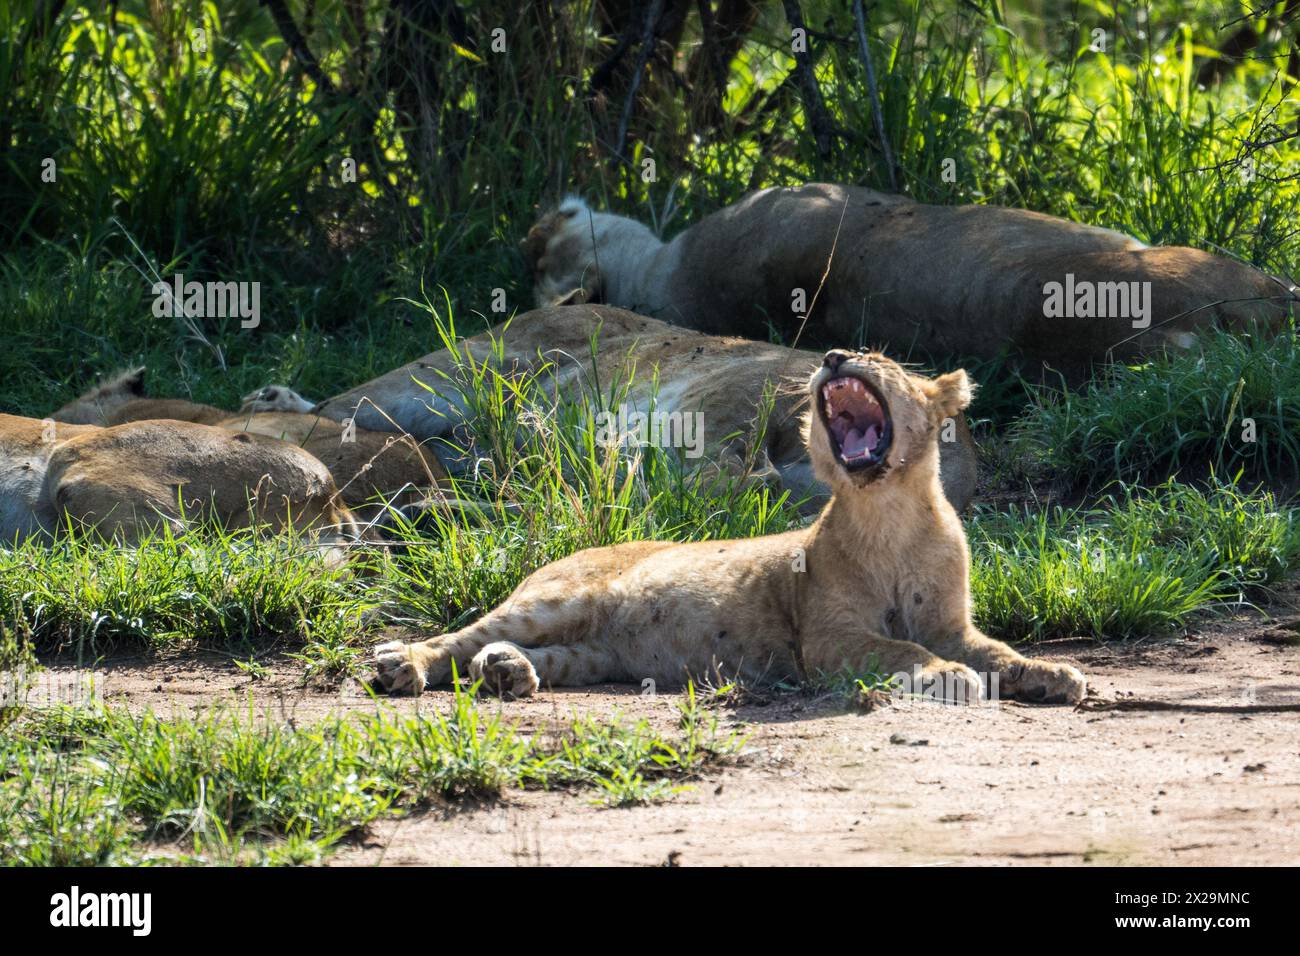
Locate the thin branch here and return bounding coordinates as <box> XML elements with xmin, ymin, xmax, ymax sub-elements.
<box><xmin>259</xmin><ymin>0</ymin><xmax>337</xmax><ymax>96</ymax></box>
<box><xmin>692</xmin><ymin>0</ymin><xmax>725</xmax><ymax>122</ymax></box>
<box><xmin>614</xmin><ymin>0</ymin><xmax>666</xmax><ymax>165</ymax></box>
<box><xmin>853</xmin><ymin>0</ymin><xmax>898</xmax><ymax>191</ymax></box>
<box><xmin>781</xmin><ymin>0</ymin><xmax>835</xmax><ymax>161</ymax></box>
<box><xmin>1185</xmin><ymin>86</ymin><xmax>1300</xmax><ymax>185</ymax></box>
<box><xmin>590</xmin><ymin>6</ymin><xmax>644</xmax><ymax>97</ymax></box>
<box><xmin>1078</xmin><ymin>697</ymin><xmax>1300</xmax><ymax>714</ymax></box>
<box><xmin>1219</xmin><ymin>1</ymin><xmax>1299</xmax><ymax>33</ymax></box>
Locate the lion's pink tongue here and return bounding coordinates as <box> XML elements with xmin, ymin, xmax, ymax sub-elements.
<box><xmin>841</xmin><ymin>423</ymin><xmax>881</xmax><ymax>459</ymax></box>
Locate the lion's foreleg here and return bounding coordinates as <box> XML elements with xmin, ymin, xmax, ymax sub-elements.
<box><xmin>812</xmin><ymin>633</ymin><xmax>985</xmax><ymax>704</ymax></box>
<box><xmin>933</xmin><ymin>626</ymin><xmax>1086</xmax><ymax>705</ymax></box>
<box><xmin>470</xmin><ymin>641</ymin><xmax>622</xmax><ymax>697</ymax></box>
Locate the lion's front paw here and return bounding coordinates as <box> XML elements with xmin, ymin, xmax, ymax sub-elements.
<box><xmin>372</xmin><ymin>640</ymin><xmax>432</xmax><ymax>696</ymax></box>
<box><xmin>1002</xmin><ymin>660</ymin><xmax>1086</xmax><ymax>705</ymax></box>
<box><xmin>918</xmin><ymin>661</ymin><xmax>986</xmax><ymax>705</ymax></box>
<box><xmin>470</xmin><ymin>642</ymin><xmax>540</xmax><ymax>699</ymax></box>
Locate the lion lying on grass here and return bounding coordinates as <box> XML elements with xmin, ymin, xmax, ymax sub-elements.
<box><xmin>0</xmin><ymin>413</ymin><xmax>357</xmax><ymax>551</ymax></box>
<box><xmin>47</xmin><ymin>305</ymin><xmax>978</xmax><ymax>515</ymax></box>
<box><xmin>523</xmin><ymin>184</ymin><xmax>1294</xmax><ymax>381</ymax></box>
<box><xmin>372</xmin><ymin>348</ymin><xmax>1084</xmax><ymax>704</ymax></box>
<box><xmin>311</xmin><ymin>304</ymin><xmax>979</xmax><ymax>512</ymax></box>
<box><xmin>50</xmin><ymin>370</ymin><xmax>446</xmax><ymax>515</ymax></box>
<box><xmin>51</xmin><ymin>368</ymin><xmax>313</xmax><ymax>426</ymax></box>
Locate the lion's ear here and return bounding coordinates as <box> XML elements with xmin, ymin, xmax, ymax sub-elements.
<box><xmin>96</xmin><ymin>366</ymin><xmax>145</xmax><ymax>399</ymax></box>
<box><xmin>556</xmin><ymin>196</ymin><xmax>588</xmax><ymax>219</ymax></box>
<box><xmin>521</xmin><ymin>197</ymin><xmax>590</xmax><ymax>272</ymax></box>
<box><xmin>520</xmin><ymin>216</ymin><xmax>558</xmax><ymax>274</ymax></box>
<box><xmin>928</xmin><ymin>369</ymin><xmax>973</xmax><ymax>418</ymax></box>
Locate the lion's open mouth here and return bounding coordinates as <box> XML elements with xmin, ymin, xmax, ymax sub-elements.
<box><xmin>819</xmin><ymin>375</ymin><xmax>892</xmax><ymax>471</ymax></box>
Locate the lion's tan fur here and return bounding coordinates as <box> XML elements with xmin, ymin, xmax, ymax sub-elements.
<box><xmin>314</xmin><ymin>304</ymin><xmax>979</xmax><ymax>512</ymax></box>
<box><xmin>0</xmin><ymin>413</ymin><xmax>357</xmax><ymax>548</ymax></box>
<box><xmin>212</xmin><ymin>411</ymin><xmax>446</xmax><ymax>512</ymax></box>
<box><xmin>524</xmin><ymin>184</ymin><xmax>1294</xmax><ymax>381</ymax></box>
<box><xmin>372</xmin><ymin>350</ymin><xmax>1085</xmax><ymax>704</ymax></box>
<box><xmin>49</xmin><ymin>375</ymin><xmax>446</xmax><ymax>512</ymax></box>
<box><xmin>50</xmin><ymin>368</ymin><xmax>227</xmax><ymax>426</ymax></box>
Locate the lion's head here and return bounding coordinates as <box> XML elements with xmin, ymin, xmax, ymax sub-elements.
<box><xmin>51</xmin><ymin>366</ymin><xmax>147</xmax><ymax>424</ymax></box>
<box><xmin>520</xmin><ymin>197</ymin><xmax>662</xmax><ymax>308</ymax></box>
<box><xmin>807</xmin><ymin>349</ymin><xmax>972</xmax><ymax>494</ymax></box>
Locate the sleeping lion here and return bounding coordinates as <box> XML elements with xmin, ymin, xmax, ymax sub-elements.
<box><xmin>49</xmin><ymin>370</ymin><xmax>446</xmax><ymax>516</ymax></box>
<box><xmin>523</xmin><ymin>184</ymin><xmax>1294</xmax><ymax>382</ymax></box>
<box><xmin>372</xmin><ymin>349</ymin><xmax>1086</xmax><ymax>704</ymax></box>
<box><xmin>0</xmin><ymin>413</ymin><xmax>357</xmax><ymax>551</ymax></box>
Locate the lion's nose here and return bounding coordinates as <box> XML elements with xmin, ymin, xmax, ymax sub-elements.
<box><xmin>823</xmin><ymin>349</ymin><xmax>854</xmax><ymax>372</ymax></box>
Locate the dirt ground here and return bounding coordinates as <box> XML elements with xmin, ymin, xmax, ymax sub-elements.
<box><xmin>31</xmin><ymin>605</ymin><xmax>1300</xmax><ymax>867</ymax></box>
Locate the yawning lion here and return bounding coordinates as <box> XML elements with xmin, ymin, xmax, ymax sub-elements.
<box><xmin>371</xmin><ymin>348</ymin><xmax>1084</xmax><ymax>704</ymax></box>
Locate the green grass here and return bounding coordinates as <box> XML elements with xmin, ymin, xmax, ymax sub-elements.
<box><xmin>971</xmin><ymin>479</ymin><xmax>1300</xmax><ymax>642</ymax></box>
<box><xmin>0</xmin><ymin>622</ymin><xmax>38</xmax><ymax>732</ymax></box>
<box><xmin>1010</xmin><ymin>323</ymin><xmax>1300</xmax><ymax>487</ymax></box>
<box><xmin>0</xmin><ymin>300</ymin><xmax>804</xmax><ymax>678</ymax></box>
<box><xmin>3</xmin><ymin>1</ymin><xmax>1299</xmax><ymax>420</ymax></box>
<box><xmin>0</xmin><ymin>678</ymin><xmax>739</xmax><ymax>865</ymax></box>
<box><xmin>5</xmin><ymin>480</ymin><xmax>1292</xmax><ymax>672</ymax></box>
<box><xmin>0</xmin><ymin>526</ymin><xmax>374</xmax><ymax>670</ymax></box>
<box><xmin>0</xmin><ymin>239</ymin><xmax>439</xmax><ymax>419</ymax></box>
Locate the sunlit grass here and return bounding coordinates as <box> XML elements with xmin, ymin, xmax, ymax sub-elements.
<box><xmin>0</xmin><ymin>681</ymin><xmax>739</xmax><ymax>865</ymax></box>
<box><xmin>0</xmin><ymin>526</ymin><xmax>373</xmax><ymax>667</ymax></box>
<box><xmin>970</xmin><ymin>479</ymin><xmax>1300</xmax><ymax>642</ymax></box>
<box><xmin>3</xmin><ymin>303</ymin><xmax>1297</xmax><ymax>671</ymax></box>
<box><xmin>1010</xmin><ymin>323</ymin><xmax>1300</xmax><ymax>487</ymax></box>
<box><xmin>3</xmin><ymin>2</ymin><xmax>1298</xmax><ymax>423</ymax></box>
